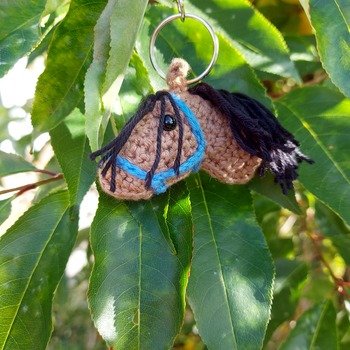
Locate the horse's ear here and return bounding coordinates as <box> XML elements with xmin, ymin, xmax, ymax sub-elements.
<box><xmin>188</xmin><ymin>82</ymin><xmax>313</xmax><ymax>194</ymax></box>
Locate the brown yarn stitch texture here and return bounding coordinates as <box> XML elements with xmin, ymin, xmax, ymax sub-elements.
<box><xmin>99</xmin><ymin>58</ymin><xmax>261</xmax><ymax>200</ymax></box>
<box><xmin>180</xmin><ymin>91</ymin><xmax>261</xmax><ymax>184</ymax></box>
<box><xmin>100</xmin><ymin>98</ymin><xmax>198</xmax><ymax>200</ymax></box>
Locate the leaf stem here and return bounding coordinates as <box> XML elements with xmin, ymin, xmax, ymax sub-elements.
<box><xmin>0</xmin><ymin>174</ymin><xmax>64</xmax><ymax>196</ymax></box>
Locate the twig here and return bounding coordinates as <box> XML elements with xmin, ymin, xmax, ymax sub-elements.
<box><xmin>0</xmin><ymin>174</ymin><xmax>64</xmax><ymax>196</ymax></box>
<box><xmin>307</xmin><ymin>231</ymin><xmax>350</xmax><ymax>299</ymax></box>
<box><xmin>34</xmin><ymin>169</ymin><xmax>59</xmax><ymax>177</ymax></box>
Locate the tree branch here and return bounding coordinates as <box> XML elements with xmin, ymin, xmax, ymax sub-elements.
<box><xmin>33</xmin><ymin>169</ymin><xmax>59</xmax><ymax>177</ymax></box>
<box><xmin>0</xmin><ymin>174</ymin><xmax>64</xmax><ymax>196</ymax></box>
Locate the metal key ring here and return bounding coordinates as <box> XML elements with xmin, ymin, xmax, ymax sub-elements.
<box><xmin>149</xmin><ymin>13</ymin><xmax>219</xmax><ymax>85</ymax></box>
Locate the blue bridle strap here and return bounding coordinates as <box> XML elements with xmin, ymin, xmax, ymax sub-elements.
<box><xmin>115</xmin><ymin>93</ymin><xmax>206</xmax><ymax>194</ymax></box>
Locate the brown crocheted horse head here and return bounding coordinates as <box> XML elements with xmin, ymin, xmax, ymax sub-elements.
<box><xmin>91</xmin><ymin>59</ymin><xmax>312</xmax><ymax>200</ymax></box>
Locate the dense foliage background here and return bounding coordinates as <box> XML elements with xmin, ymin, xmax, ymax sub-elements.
<box><xmin>0</xmin><ymin>0</ymin><xmax>349</xmax><ymax>349</ymax></box>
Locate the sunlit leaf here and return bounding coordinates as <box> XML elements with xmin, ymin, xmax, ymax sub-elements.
<box><xmin>102</xmin><ymin>0</ymin><xmax>148</xmax><ymax>94</ymax></box>
<box><xmin>31</xmin><ymin>0</ymin><xmax>108</xmax><ymax>133</ymax></box>
<box><xmin>88</xmin><ymin>183</ymin><xmax>192</xmax><ymax>349</ymax></box>
<box><xmin>187</xmin><ymin>173</ymin><xmax>274</xmax><ymax>350</ymax></box>
<box><xmin>85</xmin><ymin>0</ymin><xmax>148</xmax><ymax>151</ymax></box>
<box><xmin>84</xmin><ymin>0</ymin><xmax>116</xmax><ymax>152</ymax></box>
<box><xmin>0</xmin><ymin>196</ymin><xmax>13</xmax><ymax>225</ymax></box>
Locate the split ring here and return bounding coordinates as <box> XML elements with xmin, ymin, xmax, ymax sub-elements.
<box><xmin>149</xmin><ymin>13</ymin><xmax>219</xmax><ymax>85</ymax></box>
<box><xmin>176</xmin><ymin>0</ymin><xmax>185</xmax><ymax>21</ymax></box>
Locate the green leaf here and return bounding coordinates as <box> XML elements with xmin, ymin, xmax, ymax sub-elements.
<box><xmin>337</xmin><ymin>309</ymin><xmax>350</xmax><ymax>349</ymax></box>
<box><xmin>0</xmin><ymin>197</ymin><xmax>13</xmax><ymax>225</ymax></box>
<box><xmin>84</xmin><ymin>0</ymin><xmax>116</xmax><ymax>152</ymax></box>
<box><xmin>187</xmin><ymin>0</ymin><xmax>301</xmax><ymax>82</ymax></box>
<box><xmin>315</xmin><ymin>201</ymin><xmax>350</xmax><ymax>265</ymax></box>
<box><xmin>129</xmin><ymin>52</ymin><xmax>154</xmax><ymax>97</ymax></box>
<box><xmin>249</xmin><ymin>174</ymin><xmax>301</xmax><ymax>214</ymax></box>
<box><xmin>32</xmin><ymin>156</ymin><xmax>65</xmax><ymax>203</ymax></box>
<box><xmin>0</xmin><ymin>151</ymin><xmax>37</xmax><ymax>177</ymax></box>
<box><xmin>88</xmin><ymin>183</ymin><xmax>192</xmax><ymax>349</ymax></box>
<box><xmin>0</xmin><ymin>1</ymin><xmax>45</xmax><ymax>39</ymax></box>
<box><xmin>187</xmin><ymin>173</ymin><xmax>274</xmax><ymax>350</ymax></box>
<box><xmin>0</xmin><ymin>190</ymin><xmax>78</xmax><ymax>350</ymax></box>
<box><xmin>338</xmin><ymin>0</ymin><xmax>350</xmax><ymax>22</ymax></box>
<box><xmin>253</xmin><ymin>194</ymin><xmax>295</xmax><ymax>260</ymax></box>
<box><xmin>139</xmin><ymin>5</ymin><xmax>271</xmax><ymax>107</ymax></box>
<box><xmin>115</xmin><ymin>52</ymin><xmax>154</xmax><ymax>126</ymax></box>
<box><xmin>27</xmin><ymin>23</ymin><xmax>56</xmax><ymax>66</ymax></box>
<box><xmin>0</xmin><ymin>0</ymin><xmax>46</xmax><ymax>77</ymax></box>
<box><xmin>207</xmin><ymin>33</ymin><xmax>271</xmax><ymax>106</ymax></box>
<box><xmin>31</xmin><ymin>0</ymin><xmax>108</xmax><ymax>133</ymax></box>
<box><xmin>85</xmin><ymin>0</ymin><xmax>149</xmax><ymax>151</ymax></box>
<box><xmin>281</xmin><ymin>301</ymin><xmax>338</xmax><ymax>350</ymax></box>
<box><xmin>276</xmin><ymin>86</ymin><xmax>350</xmax><ymax>225</ymax></box>
<box><xmin>0</xmin><ymin>108</ymin><xmax>10</xmax><ymax>142</ymax></box>
<box><xmin>309</xmin><ymin>0</ymin><xmax>350</xmax><ymax>98</ymax></box>
<box><xmin>50</xmin><ymin>109</ymin><xmax>96</xmax><ymax>205</ymax></box>
<box><xmin>341</xmin><ymin>326</ymin><xmax>350</xmax><ymax>350</ymax></box>
<box><xmin>265</xmin><ymin>259</ymin><xmax>308</xmax><ymax>343</ymax></box>
<box><xmin>102</xmin><ymin>0</ymin><xmax>149</xmax><ymax>94</ymax></box>
<box><xmin>274</xmin><ymin>259</ymin><xmax>308</xmax><ymax>296</ymax></box>
<box><xmin>253</xmin><ymin>194</ymin><xmax>281</xmax><ymax>250</ymax></box>
<box><xmin>285</xmin><ymin>35</ymin><xmax>321</xmax><ymax>78</ymax></box>
<box><xmin>303</xmin><ymin>270</ymin><xmax>335</xmax><ymax>304</ymax></box>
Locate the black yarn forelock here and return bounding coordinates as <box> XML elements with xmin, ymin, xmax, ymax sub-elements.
<box><xmin>189</xmin><ymin>82</ymin><xmax>313</xmax><ymax>194</ymax></box>
<box><xmin>90</xmin><ymin>91</ymin><xmax>185</xmax><ymax>192</ymax></box>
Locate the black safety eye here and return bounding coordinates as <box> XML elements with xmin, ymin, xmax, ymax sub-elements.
<box><xmin>163</xmin><ymin>114</ymin><xmax>177</xmax><ymax>131</ymax></box>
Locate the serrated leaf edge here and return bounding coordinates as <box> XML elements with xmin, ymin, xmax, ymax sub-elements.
<box><xmin>0</xmin><ymin>190</ymin><xmax>70</xmax><ymax>350</ymax></box>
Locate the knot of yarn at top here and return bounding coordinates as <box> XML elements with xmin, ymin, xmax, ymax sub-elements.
<box><xmin>166</xmin><ymin>58</ymin><xmax>191</xmax><ymax>92</ymax></box>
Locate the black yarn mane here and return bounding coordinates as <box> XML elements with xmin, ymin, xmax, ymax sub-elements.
<box><xmin>90</xmin><ymin>91</ymin><xmax>184</xmax><ymax>192</ymax></box>
<box><xmin>189</xmin><ymin>82</ymin><xmax>313</xmax><ymax>193</ymax></box>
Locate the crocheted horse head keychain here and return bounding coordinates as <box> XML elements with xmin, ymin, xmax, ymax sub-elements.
<box><xmin>90</xmin><ymin>5</ymin><xmax>313</xmax><ymax>201</ymax></box>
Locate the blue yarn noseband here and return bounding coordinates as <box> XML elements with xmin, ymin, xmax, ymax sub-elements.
<box><xmin>115</xmin><ymin>93</ymin><xmax>206</xmax><ymax>194</ymax></box>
